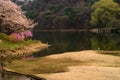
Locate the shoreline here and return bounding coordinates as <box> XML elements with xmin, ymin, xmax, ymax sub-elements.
<box><xmin>0</xmin><ymin>41</ymin><xmax>48</xmax><ymax>80</ymax></box>
<box><xmin>1</xmin><ymin>68</ymin><xmax>46</xmax><ymax>80</ymax></box>
<box><xmin>0</xmin><ymin>41</ymin><xmax>48</xmax><ymax>59</ymax></box>
<box><xmin>33</xmin><ymin>29</ymin><xmax>87</xmax><ymax>32</ymax></box>
<box><xmin>3</xmin><ymin>50</ymin><xmax>120</xmax><ymax>80</ymax></box>
<box><xmin>33</xmin><ymin>28</ymin><xmax>120</xmax><ymax>34</ymax></box>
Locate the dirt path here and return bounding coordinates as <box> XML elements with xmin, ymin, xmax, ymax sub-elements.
<box><xmin>36</xmin><ymin>50</ymin><xmax>120</xmax><ymax>80</ymax></box>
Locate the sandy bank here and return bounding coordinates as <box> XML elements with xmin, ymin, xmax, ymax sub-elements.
<box><xmin>36</xmin><ymin>50</ymin><xmax>120</xmax><ymax>80</ymax></box>
<box><xmin>4</xmin><ymin>50</ymin><xmax>120</xmax><ymax>80</ymax></box>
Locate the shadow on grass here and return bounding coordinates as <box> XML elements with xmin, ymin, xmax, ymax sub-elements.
<box><xmin>98</xmin><ymin>50</ymin><xmax>120</xmax><ymax>57</ymax></box>
<box><xmin>6</xmin><ymin>57</ymin><xmax>83</xmax><ymax>74</ymax></box>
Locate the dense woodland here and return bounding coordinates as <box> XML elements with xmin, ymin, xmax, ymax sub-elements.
<box><xmin>16</xmin><ymin>0</ymin><xmax>120</xmax><ymax>30</ymax></box>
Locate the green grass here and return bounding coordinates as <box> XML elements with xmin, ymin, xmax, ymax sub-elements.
<box><xmin>0</xmin><ymin>33</ymin><xmax>35</xmax><ymax>50</ymax></box>
<box><xmin>6</xmin><ymin>57</ymin><xmax>82</xmax><ymax>74</ymax></box>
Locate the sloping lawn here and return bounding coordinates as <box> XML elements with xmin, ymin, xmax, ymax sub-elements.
<box><xmin>0</xmin><ymin>33</ymin><xmax>35</xmax><ymax>50</ymax></box>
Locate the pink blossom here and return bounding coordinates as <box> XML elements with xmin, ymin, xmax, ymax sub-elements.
<box><xmin>10</xmin><ymin>33</ymin><xmax>24</xmax><ymax>41</ymax></box>
<box><xmin>23</xmin><ymin>31</ymin><xmax>33</xmax><ymax>38</ymax></box>
<box><xmin>9</xmin><ymin>31</ymin><xmax>32</xmax><ymax>42</ymax></box>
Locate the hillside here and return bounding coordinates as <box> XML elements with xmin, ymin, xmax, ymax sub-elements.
<box><xmin>21</xmin><ymin>0</ymin><xmax>120</xmax><ymax>30</ymax></box>
<box><xmin>22</xmin><ymin>0</ymin><xmax>98</xmax><ymax>30</ymax></box>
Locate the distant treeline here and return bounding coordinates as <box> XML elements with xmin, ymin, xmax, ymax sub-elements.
<box><xmin>19</xmin><ymin>0</ymin><xmax>120</xmax><ymax>30</ymax></box>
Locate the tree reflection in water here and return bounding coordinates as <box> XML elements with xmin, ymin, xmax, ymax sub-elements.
<box><xmin>33</xmin><ymin>31</ymin><xmax>120</xmax><ymax>57</ymax></box>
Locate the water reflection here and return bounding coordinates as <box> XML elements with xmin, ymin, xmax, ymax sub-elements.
<box><xmin>91</xmin><ymin>34</ymin><xmax>120</xmax><ymax>50</ymax></box>
<box><xmin>0</xmin><ymin>70</ymin><xmax>43</xmax><ymax>80</ymax></box>
<box><xmin>0</xmin><ymin>55</ymin><xmax>36</xmax><ymax>80</ymax></box>
<box><xmin>0</xmin><ymin>72</ymin><xmax>31</xmax><ymax>80</ymax></box>
<box><xmin>33</xmin><ymin>31</ymin><xmax>120</xmax><ymax>57</ymax></box>
<box><xmin>0</xmin><ymin>67</ymin><xmax>43</xmax><ymax>80</ymax></box>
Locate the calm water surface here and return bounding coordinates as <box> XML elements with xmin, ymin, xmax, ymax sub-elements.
<box><xmin>33</xmin><ymin>31</ymin><xmax>120</xmax><ymax>57</ymax></box>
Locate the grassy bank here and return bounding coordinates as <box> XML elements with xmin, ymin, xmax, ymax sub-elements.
<box><xmin>0</xmin><ymin>33</ymin><xmax>35</xmax><ymax>50</ymax></box>
<box><xmin>0</xmin><ymin>33</ymin><xmax>48</xmax><ymax>60</ymax></box>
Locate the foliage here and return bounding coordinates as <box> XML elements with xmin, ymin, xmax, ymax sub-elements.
<box><xmin>8</xmin><ymin>31</ymin><xmax>33</xmax><ymax>42</ymax></box>
<box><xmin>0</xmin><ymin>33</ymin><xmax>8</xmax><ymax>40</ymax></box>
<box><xmin>9</xmin><ymin>33</ymin><xmax>24</xmax><ymax>42</ymax></box>
<box><xmin>22</xmin><ymin>31</ymin><xmax>33</xmax><ymax>38</ymax></box>
<box><xmin>91</xmin><ymin>34</ymin><xmax>120</xmax><ymax>50</ymax></box>
<box><xmin>0</xmin><ymin>0</ymin><xmax>33</xmax><ymax>34</ymax></box>
<box><xmin>0</xmin><ymin>32</ymin><xmax>35</xmax><ymax>50</ymax></box>
<box><xmin>22</xmin><ymin>0</ymin><xmax>95</xmax><ymax>30</ymax></box>
<box><xmin>87</xmin><ymin>0</ymin><xmax>99</xmax><ymax>5</ymax></box>
<box><xmin>90</xmin><ymin>0</ymin><xmax>120</xmax><ymax>28</ymax></box>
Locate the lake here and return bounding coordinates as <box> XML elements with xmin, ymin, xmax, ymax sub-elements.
<box><xmin>33</xmin><ymin>31</ymin><xmax>120</xmax><ymax>57</ymax></box>
<box><xmin>1</xmin><ymin>31</ymin><xmax>120</xmax><ymax>80</ymax></box>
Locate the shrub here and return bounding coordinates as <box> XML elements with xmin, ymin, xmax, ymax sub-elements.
<box><xmin>9</xmin><ymin>33</ymin><xmax>24</xmax><ymax>42</ymax></box>
<box><xmin>8</xmin><ymin>31</ymin><xmax>33</xmax><ymax>42</ymax></box>
<box><xmin>0</xmin><ymin>32</ymin><xmax>8</xmax><ymax>40</ymax></box>
<box><xmin>22</xmin><ymin>31</ymin><xmax>33</xmax><ymax>38</ymax></box>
